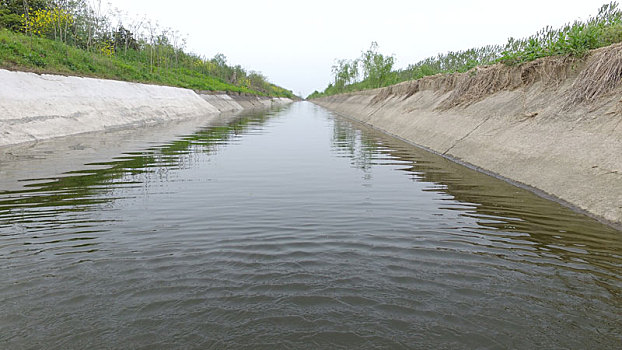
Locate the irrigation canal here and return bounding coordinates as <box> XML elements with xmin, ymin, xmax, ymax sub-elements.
<box><xmin>1</xmin><ymin>102</ymin><xmax>621</xmax><ymax>348</ymax></box>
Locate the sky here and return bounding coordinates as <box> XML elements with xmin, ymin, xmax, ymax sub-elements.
<box><xmin>105</xmin><ymin>0</ymin><xmax>609</xmax><ymax>97</ymax></box>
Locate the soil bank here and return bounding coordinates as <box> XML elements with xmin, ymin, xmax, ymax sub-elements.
<box><xmin>313</xmin><ymin>44</ymin><xmax>622</xmax><ymax>227</ymax></box>
<box><xmin>0</xmin><ymin>69</ymin><xmax>292</xmax><ymax>148</ymax></box>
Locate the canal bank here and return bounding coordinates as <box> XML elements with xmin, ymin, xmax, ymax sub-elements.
<box><xmin>0</xmin><ymin>69</ymin><xmax>292</xmax><ymax>148</ymax></box>
<box><xmin>313</xmin><ymin>44</ymin><xmax>622</xmax><ymax>227</ymax></box>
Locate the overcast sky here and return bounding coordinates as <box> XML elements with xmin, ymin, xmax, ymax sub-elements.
<box><xmin>106</xmin><ymin>0</ymin><xmax>608</xmax><ymax>97</ymax></box>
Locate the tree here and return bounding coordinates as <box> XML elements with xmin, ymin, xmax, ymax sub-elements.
<box><xmin>212</xmin><ymin>53</ymin><xmax>226</xmax><ymax>66</ymax></box>
<box><xmin>332</xmin><ymin>58</ymin><xmax>358</xmax><ymax>90</ymax></box>
<box><xmin>112</xmin><ymin>25</ymin><xmax>138</xmax><ymax>54</ymax></box>
<box><xmin>22</xmin><ymin>5</ymin><xmax>74</xmax><ymax>43</ymax></box>
<box><xmin>360</xmin><ymin>41</ymin><xmax>395</xmax><ymax>88</ymax></box>
<box><xmin>0</xmin><ymin>0</ymin><xmax>49</xmax><ymax>32</ymax></box>
<box><xmin>0</xmin><ymin>0</ymin><xmax>49</xmax><ymax>15</ymax></box>
<box><xmin>211</xmin><ymin>53</ymin><xmax>230</xmax><ymax>80</ymax></box>
<box><xmin>0</xmin><ymin>7</ymin><xmax>22</xmax><ymax>30</ymax></box>
<box><xmin>145</xmin><ymin>19</ymin><xmax>159</xmax><ymax>72</ymax></box>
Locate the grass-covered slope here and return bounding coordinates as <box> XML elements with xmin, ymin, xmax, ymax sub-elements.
<box><xmin>0</xmin><ymin>29</ymin><xmax>294</xmax><ymax>97</ymax></box>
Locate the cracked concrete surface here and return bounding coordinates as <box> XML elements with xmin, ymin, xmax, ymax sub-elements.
<box><xmin>442</xmin><ymin>115</ymin><xmax>493</xmax><ymax>155</ymax></box>
<box><xmin>314</xmin><ymin>75</ymin><xmax>622</xmax><ymax>227</ymax></box>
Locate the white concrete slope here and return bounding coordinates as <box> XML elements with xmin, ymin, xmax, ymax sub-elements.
<box><xmin>0</xmin><ymin>69</ymin><xmax>292</xmax><ymax>147</ymax></box>
<box><xmin>314</xmin><ymin>48</ymin><xmax>622</xmax><ymax>227</ymax></box>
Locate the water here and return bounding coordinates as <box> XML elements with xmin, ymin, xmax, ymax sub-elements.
<box><xmin>1</xmin><ymin>102</ymin><xmax>620</xmax><ymax>349</ymax></box>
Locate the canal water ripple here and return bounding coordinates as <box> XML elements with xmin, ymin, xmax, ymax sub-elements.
<box><xmin>0</xmin><ymin>102</ymin><xmax>621</xmax><ymax>349</ymax></box>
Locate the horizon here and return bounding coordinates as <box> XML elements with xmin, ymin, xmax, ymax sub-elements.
<box><xmin>104</xmin><ymin>0</ymin><xmax>608</xmax><ymax>97</ymax></box>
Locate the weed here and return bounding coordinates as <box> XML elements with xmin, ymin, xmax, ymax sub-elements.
<box><xmin>311</xmin><ymin>2</ymin><xmax>622</xmax><ymax>99</ymax></box>
<box><xmin>0</xmin><ymin>29</ymin><xmax>293</xmax><ymax>97</ymax></box>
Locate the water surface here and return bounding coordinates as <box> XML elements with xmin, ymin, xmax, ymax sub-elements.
<box><xmin>1</xmin><ymin>102</ymin><xmax>621</xmax><ymax>349</ymax></box>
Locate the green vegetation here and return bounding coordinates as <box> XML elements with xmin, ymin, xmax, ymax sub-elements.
<box><xmin>0</xmin><ymin>0</ymin><xmax>294</xmax><ymax>97</ymax></box>
<box><xmin>309</xmin><ymin>2</ymin><xmax>622</xmax><ymax>99</ymax></box>
<box><xmin>309</xmin><ymin>42</ymin><xmax>397</xmax><ymax>98</ymax></box>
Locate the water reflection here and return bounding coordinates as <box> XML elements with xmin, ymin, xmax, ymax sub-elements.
<box><xmin>330</xmin><ymin>116</ymin><xmax>622</xmax><ymax>287</ymax></box>
<box><xmin>0</xmin><ymin>102</ymin><xmax>620</xmax><ymax>348</ymax></box>
<box><xmin>0</xmin><ymin>109</ymin><xmax>281</xmax><ymax>233</ymax></box>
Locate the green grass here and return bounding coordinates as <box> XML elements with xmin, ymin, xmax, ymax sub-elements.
<box><xmin>309</xmin><ymin>2</ymin><xmax>622</xmax><ymax>99</ymax></box>
<box><xmin>0</xmin><ymin>28</ymin><xmax>293</xmax><ymax>97</ymax></box>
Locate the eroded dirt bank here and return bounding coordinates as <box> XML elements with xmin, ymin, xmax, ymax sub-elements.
<box><xmin>0</xmin><ymin>69</ymin><xmax>292</xmax><ymax>147</ymax></box>
<box><xmin>314</xmin><ymin>44</ymin><xmax>622</xmax><ymax>226</ymax></box>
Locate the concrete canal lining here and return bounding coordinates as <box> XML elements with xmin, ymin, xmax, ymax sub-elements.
<box><xmin>0</xmin><ymin>69</ymin><xmax>292</xmax><ymax>148</ymax></box>
<box><xmin>313</xmin><ymin>45</ymin><xmax>622</xmax><ymax>227</ymax></box>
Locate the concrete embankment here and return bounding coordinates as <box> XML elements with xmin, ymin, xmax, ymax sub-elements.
<box><xmin>0</xmin><ymin>69</ymin><xmax>292</xmax><ymax>147</ymax></box>
<box><xmin>314</xmin><ymin>44</ymin><xmax>622</xmax><ymax>226</ymax></box>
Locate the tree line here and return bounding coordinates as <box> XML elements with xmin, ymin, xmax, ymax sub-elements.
<box><xmin>309</xmin><ymin>2</ymin><xmax>622</xmax><ymax>99</ymax></box>
<box><xmin>308</xmin><ymin>42</ymin><xmax>396</xmax><ymax>99</ymax></box>
<box><xmin>0</xmin><ymin>0</ymin><xmax>293</xmax><ymax>96</ymax></box>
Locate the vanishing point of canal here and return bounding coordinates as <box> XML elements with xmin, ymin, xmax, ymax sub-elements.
<box><xmin>1</xmin><ymin>102</ymin><xmax>621</xmax><ymax>349</ymax></box>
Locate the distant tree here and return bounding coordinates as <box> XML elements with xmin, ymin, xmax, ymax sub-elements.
<box><xmin>112</xmin><ymin>25</ymin><xmax>138</xmax><ymax>54</ymax></box>
<box><xmin>211</xmin><ymin>53</ymin><xmax>231</xmax><ymax>81</ymax></box>
<box><xmin>212</xmin><ymin>53</ymin><xmax>226</xmax><ymax>66</ymax></box>
<box><xmin>145</xmin><ymin>19</ymin><xmax>159</xmax><ymax>72</ymax></box>
<box><xmin>332</xmin><ymin>58</ymin><xmax>358</xmax><ymax>90</ymax></box>
<box><xmin>0</xmin><ymin>7</ymin><xmax>22</xmax><ymax>29</ymax></box>
<box><xmin>0</xmin><ymin>0</ymin><xmax>49</xmax><ymax>15</ymax></box>
<box><xmin>0</xmin><ymin>0</ymin><xmax>49</xmax><ymax>31</ymax></box>
<box><xmin>0</xmin><ymin>0</ymin><xmax>294</xmax><ymax>97</ymax></box>
<box><xmin>230</xmin><ymin>64</ymin><xmax>244</xmax><ymax>84</ymax></box>
<box><xmin>248</xmin><ymin>71</ymin><xmax>268</xmax><ymax>92</ymax></box>
<box><xmin>22</xmin><ymin>5</ymin><xmax>74</xmax><ymax>43</ymax></box>
<box><xmin>360</xmin><ymin>41</ymin><xmax>395</xmax><ymax>88</ymax></box>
